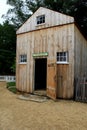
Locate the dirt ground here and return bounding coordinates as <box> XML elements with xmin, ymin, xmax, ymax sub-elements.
<box><xmin>0</xmin><ymin>86</ymin><xmax>87</xmax><ymax>130</ymax></box>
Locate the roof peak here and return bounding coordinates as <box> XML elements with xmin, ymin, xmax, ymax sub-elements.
<box><xmin>17</xmin><ymin>6</ymin><xmax>74</xmax><ymax>34</ymax></box>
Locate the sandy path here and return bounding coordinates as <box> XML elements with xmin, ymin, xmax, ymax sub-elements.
<box><xmin>0</xmin><ymin>86</ymin><xmax>87</xmax><ymax>130</ymax></box>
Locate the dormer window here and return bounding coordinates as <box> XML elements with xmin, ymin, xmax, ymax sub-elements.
<box><xmin>37</xmin><ymin>15</ymin><xmax>45</xmax><ymax>25</ymax></box>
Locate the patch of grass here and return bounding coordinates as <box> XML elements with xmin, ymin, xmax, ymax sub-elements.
<box><xmin>7</xmin><ymin>82</ymin><xmax>17</xmax><ymax>94</ymax></box>
<box><xmin>7</xmin><ymin>82</ymin><xmax>16</xmax><ymax>88</ymax></box>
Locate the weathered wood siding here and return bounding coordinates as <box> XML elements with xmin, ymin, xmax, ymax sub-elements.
<box><xmin>56</xmin><ymin>24</ymin><xmax>74</xmax><ymax>99</ymax></box>
<box><xmin>16</xmin><ymin>23</ymin><xmax>74</xmax><ymax>99</ymax></box>
<box><xmin>74</xmin><ymin>25</ymin><xmax>87</xmax><ymax>79</ymax></box>
<box><xmin>17</xmin><ymin>7</ymin><xmax>74</xmax><ymax>34</ymax></box>
<box><xmin>16</xmin><ymin>33</ymin><xmax>34</xmax><ymax>92</ymax></box>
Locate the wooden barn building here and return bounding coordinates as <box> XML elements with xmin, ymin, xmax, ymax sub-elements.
<box><xmin>16</xmin><ymin>7</ymin><xmax>87</xmax><ymax>100</ymax></box>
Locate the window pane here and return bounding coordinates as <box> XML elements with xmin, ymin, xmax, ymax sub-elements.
<box><xmin>64</xmin><ymin>52</ymin><xmax>66</xmax><ymax>56</ymax></box>
<box><xmin>60</xmin><ymin>52</ymin><xmax>62</xmax><ymax>56</ymax></box>
<box><xmin>64</xmin><ymin>56</ymin><xmax>66</xmax><ymax>61</ymax></box>
<box><xmin>57</xmin><ymin>52</ymin><xmax>68</xmax><ymax>63</ymax></box>
<box><xmin>57</xmin><ymin>56</ymin><xmax>60</xmax><ymax>61</ymax></box>
<box><xmin>57</xmin><ymin>53</ymin><xmax>60</xmax><ymax>56</ymax></box>
<box><xmin>19</xmin><ymin>54</ymin><xmax>27</xmax><ymax>63</ymax></box>
<box><xmin>60</xmin><ymin>56</ymin><xmax>64</xmax><ymax>61</ymax></box>
<box><xmin>37</xmin><ymin>15</ymin><xmax>45</xmax><ymax>25</ymax></box>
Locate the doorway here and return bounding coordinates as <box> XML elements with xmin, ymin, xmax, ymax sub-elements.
<box><xmin>34</xmin><ymin>58</ymin><xmax>47</xmax><ymax>91</ymax></box>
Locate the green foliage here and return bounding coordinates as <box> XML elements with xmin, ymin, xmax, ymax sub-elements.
<box><xmin>74</xmin><ymin>0</ymin><xmax>87</xmax><ymax>37</ymax></box>
<box><xmin>7</xmin><ymin>82</ymin><xmax>16</xmax><ymax>88</ymax></box>
<box><xmin>26</xmin><ymin>0</ymin><xmax>44</xmax><ymax>13</ymax></box>
<box><xmin>0</xmin><ymin>21</ymin><xmax>16</xmax><ymax>75</ymax></box>
<box><xmin>10</xmin><ymin>58</ymin><xmax>16</xmax><ymax>73</ymax></box>
<box><xmin>5</xmin><ymin>0</ymin><xmax>31</xmax><ymax>27</ymax></box>
<box><xmin>7</xmin><ymin>82</ymin><xmax>17</xmax><ymax>93</ymax></box>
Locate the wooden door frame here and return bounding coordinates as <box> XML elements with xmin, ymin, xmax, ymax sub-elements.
<box><xmin>33</xmin><ymin>57</ymin><xmax>47</xmax><ymax>92</ymax></box>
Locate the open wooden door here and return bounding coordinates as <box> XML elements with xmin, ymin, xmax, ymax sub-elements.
<box><xmin>47</xmin><ymin>60</ymin><xmax>57</xmax><ymax>100</ymax></box>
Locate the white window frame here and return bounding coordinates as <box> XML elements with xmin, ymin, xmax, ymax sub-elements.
<box><xmin>19</xmin><ymin>54</ymin><xmax>27</xmax><ymax>64</ymax></box>
<box><xmin>36</xmin><ymin>15</ymin><xmax>45</xmax><ymax>25</ymax></box>
<box><xmin>56</xmin><ymin>52</ymin><xmax>69</xmax><ymax>64</ymax></box>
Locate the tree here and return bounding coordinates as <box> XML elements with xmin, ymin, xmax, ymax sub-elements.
<box><xmin>25</xmin><ymin>0</ymin><xmax>44</xmax><ymax>13</ymax></box>
<box><xmin>0</xmin><ymin>21</ymin><xmax>16</xmax><ymax>75</ymax></box>
<box><xmin>3</xmin><ymin>0</ymin><xmax>30</xmax><ymax>27</ymax></box>
<box><xmin>74</xmin><ymin>0</ymin><xmax>87</xmax><ymax>37</ymax></box>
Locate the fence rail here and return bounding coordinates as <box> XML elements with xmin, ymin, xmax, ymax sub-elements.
<box><xmin>0</xmin><ymin>76</ymin><xmax>16</xmax><ymax>82</ymax></box>
<box><xmin>75</xmin><ymin>77</ymin><xmax>87</xmax><ymax>102</ymax></box>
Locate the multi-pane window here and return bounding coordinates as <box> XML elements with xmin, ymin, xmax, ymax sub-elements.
<box><xmin>57</xmin><ymin>52</ymin><xmax>68</xmax><ymax>63</ymax></box>
<box><xmin>37</xmin><ymin>15</ymin><xmax>45</xmax><ymax>25</ymax></box>
<box><xmin>19</xmin><ymin>54</ymin><xmax>27</xmax><ymax>63</ymax></box>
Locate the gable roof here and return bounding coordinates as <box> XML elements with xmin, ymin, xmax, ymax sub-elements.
<box><xmin>17</xmin><ymin>7</ymin><xmax>74</xmax><ymax>34</ymax></box>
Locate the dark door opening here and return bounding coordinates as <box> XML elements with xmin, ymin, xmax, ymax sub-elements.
<box><xmin>34</xmin><ymin>58</ymin><xmax>47</xmax><ymax>90</ymax></box>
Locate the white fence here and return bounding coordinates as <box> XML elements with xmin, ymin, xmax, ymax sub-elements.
<box><xmin>0</xmin><ymin>76</ymin><xmax>16</xmax><ymax>82</ymax></box>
